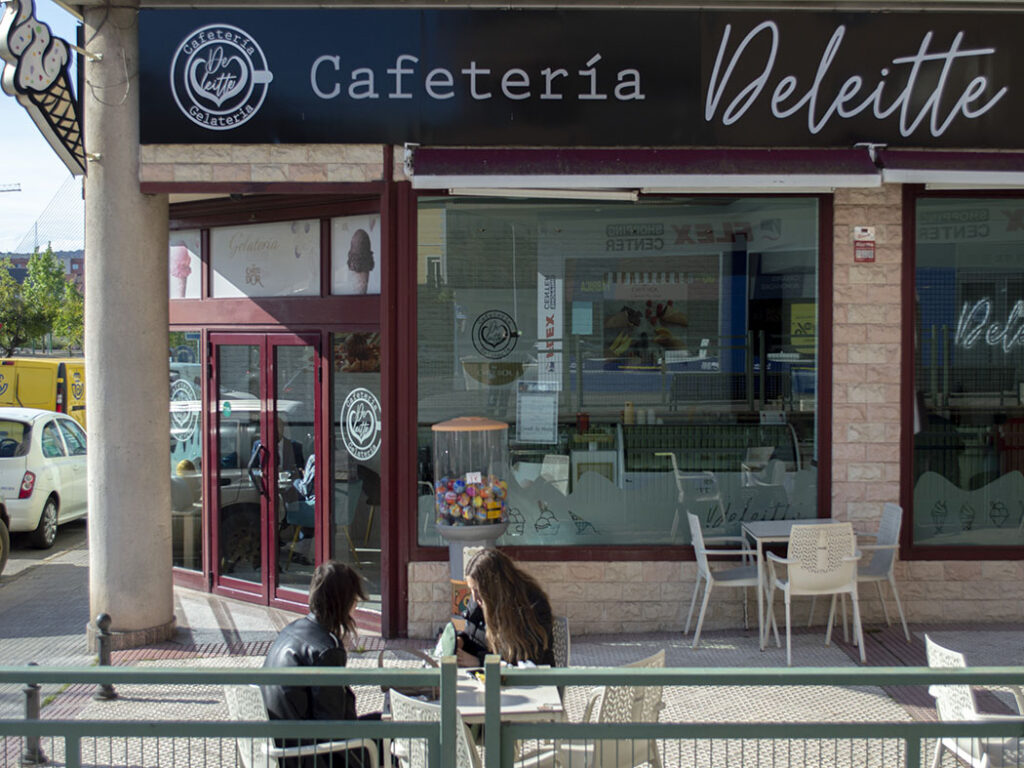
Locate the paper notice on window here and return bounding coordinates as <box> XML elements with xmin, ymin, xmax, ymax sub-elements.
<box><xmin>516</xmin><ymin>382</ymin><xmax>559</xmax><ymax>444</ymax></box>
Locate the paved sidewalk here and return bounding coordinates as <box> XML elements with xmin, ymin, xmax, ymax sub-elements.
<box><xmin>2</xmin><ymin>540</ymin><xmax>1023</xmax><ymax>767</ymax></box>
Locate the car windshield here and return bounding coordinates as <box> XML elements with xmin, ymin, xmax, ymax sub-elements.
<box><xmin>0</xmin><ymin>420</ymin><xmax>32</xmax><ymax>458</ymax></box>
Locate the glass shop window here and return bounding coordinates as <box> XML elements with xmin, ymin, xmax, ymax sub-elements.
<box><xmin>415</xmin><ymin>196</ymin><xmax>822</xmax><ymax>547</ymax></box>
<box><xmin>913</xmin><ymin>197</ymin><xmax>1024</xmax><ymax>548</ymax></box>
<box><xmin>168</xmin><ymin>332</ymin><xmax>203</xmax><ymax>571</ymax></box>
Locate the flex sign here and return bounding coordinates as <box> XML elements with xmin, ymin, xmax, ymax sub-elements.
<box><xmin>139</xmin><ymin>9</ymin><xmax>1019</xmax><ymax>147</ymax></box>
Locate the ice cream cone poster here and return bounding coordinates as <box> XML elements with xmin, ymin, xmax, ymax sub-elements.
<box><xmin>168</xmin><ymin>230</ymin><xmax>201</xmax><ymax>299</ymax></box>
<box><xmin>331</xmin><ymin>214</ymin><xmax>380</xmax><ymax>296</ymax></box>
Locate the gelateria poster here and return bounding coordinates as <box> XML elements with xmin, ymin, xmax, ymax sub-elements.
<box><xmin>211</xmin><ymin>219</ymin><xmax>320</xmax><ymax>297</ymax></box>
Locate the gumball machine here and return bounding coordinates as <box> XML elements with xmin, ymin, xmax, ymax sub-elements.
<box><xmin>431</xmin><ymin>417</ymin><xmax>510</xmax><ymax>593</ymax></box>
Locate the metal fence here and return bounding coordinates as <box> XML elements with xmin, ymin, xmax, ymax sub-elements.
<box><xmin>1</xmin><ymin>658</ymin><xmax>1022</xmax><ymax>768</ymax></box>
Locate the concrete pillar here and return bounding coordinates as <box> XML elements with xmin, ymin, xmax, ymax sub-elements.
<box><xmin>83</xmin><ymin>0</ymin><xmax>174</xmax><ymax>650</ymax></box>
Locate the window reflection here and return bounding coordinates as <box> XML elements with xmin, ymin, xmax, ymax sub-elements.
<box><xmin>913</xmin><ymin>197</ymin><xmax>1024</xmax><ymax>547</ymax></box>
<box><xmin>169</xmin><ymin>333</ymin><xmax>203</xmax><ymax>571</ymax></box>
<box><xmin>416</xmin><ymin>197</ymin><xmax>821</xmax><ymax>547</ymax></box>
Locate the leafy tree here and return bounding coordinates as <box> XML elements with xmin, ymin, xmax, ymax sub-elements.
<box><xmin>23</xmin><ymin>245</ymin><xmax>67</xmax><ymax>329</ymax></box>
<box><xmin>0</xmin><ymin>259</ymin><xmax>50</xmax><ymax>357</ymax></box>
<box><xmin>53</xmin><ymin>279</ymin><xmax>85</xmax><ymax>351</ymax></box>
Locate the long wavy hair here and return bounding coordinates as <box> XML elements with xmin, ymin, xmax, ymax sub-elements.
<box><xmin>465</xmin><ymin>548</ymin><xmax>550</xmax><ymax>664</ymax></box>
<box><xmin>308</xmin><ymin>560</ymin><xmax>367</xmax><ymax>641</ymax></box>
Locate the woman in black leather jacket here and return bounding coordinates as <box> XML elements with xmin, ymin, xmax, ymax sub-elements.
<box><xmin>261</xmin><ymin>560</ymin><xmax>377</xmax><ymax>767</ymax></box>
<box><xmin>456</xmin><ymin>548</ymin><xmax>555</xmax><ymax>668</ymax></box>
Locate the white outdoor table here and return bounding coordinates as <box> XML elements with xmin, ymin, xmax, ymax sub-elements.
<box><xmin>742</xmin><ymin>518</ymin><xmax>835</xmax><ymax>650</ymax></box>
<box><xmin>455</xmin><ymin>670</ymin><xmax>564</xmax><ymax>724</ymax></box>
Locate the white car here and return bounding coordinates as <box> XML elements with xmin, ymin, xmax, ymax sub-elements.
<box><xmin>0</xmin><ymin>407</ymin><xmax>87</xmax><ymax>548</ymax></box>
<box><xmin>0</xmin><ymin>494</ymin><xmax>9</xmax><ymax>575</ymax></box>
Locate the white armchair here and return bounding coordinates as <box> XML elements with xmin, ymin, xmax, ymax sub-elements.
<box><xmin>925</xmin><ymin>635</ymin><xmax>1024</xmax><ymax>768</ymax></box>
<box><xmin>767</xmin><ymin>522</ymin><xmax>864</xmax><ymax>666</ymax></box>
<box><xmin>685</xmin><ymin>512</ymin><xmax>763</xmax><ymax>649</ymax></box>
<box><xmin>223</xmin><ymin>684</ymin><xmax>378</xmax><ymax>768</ymax></box>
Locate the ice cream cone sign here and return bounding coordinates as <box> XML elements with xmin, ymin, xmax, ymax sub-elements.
<box><xmin>171</xmin><ymin>244</ymin><xmax>192</xmax><ymax>298</ymax></box>
<box><xmin>347</xmin><ymin>229</ymin><xmax>375</xmax><ymax>295</ymax></box>
<box><xmin>0</xmin><ymin>0</ymin><xmax>85</xmax><ymax>175</ymax></box>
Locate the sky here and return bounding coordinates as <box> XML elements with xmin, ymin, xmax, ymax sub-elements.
<box><xmin>0</xmin><ymin>0</ymin><xmax>83</xmax><ymax>253</ymax></box>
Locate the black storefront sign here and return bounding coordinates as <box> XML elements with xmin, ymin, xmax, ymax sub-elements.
<box><xmin>139</xmin><ymin>9</ymin><xmax>1022</xmax><ymax>148</ymax></box>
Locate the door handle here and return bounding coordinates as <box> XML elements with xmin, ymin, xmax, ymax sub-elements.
<box><xmin>247</xmin><ymin>442</ymin><xmax>268</xmax><ymax>497</ymax></box>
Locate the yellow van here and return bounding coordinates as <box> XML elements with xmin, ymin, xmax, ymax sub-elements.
<box><xmin>0</xmin><ymin>358</ymin><xmax>86</xmax><ymax>429</ymax></box>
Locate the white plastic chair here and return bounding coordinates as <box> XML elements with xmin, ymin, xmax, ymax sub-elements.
<box><xmin>560</xmin><ymin>649</ymin><xmax>666</xmax><ymax>768</ymax></box>
<box><xmin>766</xmin><ymin>522</ymin><xmax>864</xmax><ymax>666</ymax></box>
<box><xmin>388</xmin><ymin>690</ymin><xmax>558</xmax><ymax>768</ymax></box>
<box><xmin>223</xmin><ymin>684</ymin><xmax>378</xmax><ymax>768</ymax></box>
<box><xmin>855</xmin><ymin>502</ymin><xmax>910</xmax><ymax>641</ymax></box>
<box><xmin>925</xmin><ymin>635</ymin><xmax>1024</xmax><ymax>768</ymax></box>
<box><xmin>541</xmin><ymin>454</ymin><xmax>570</xmax><ymax>494</ymax></box>
<box><xmin>685</xmin><ymin>512</ymin><xmax>764</xmax><ymax>649</ymax></box>
<box><xmin>809</xmin><ymin>503</ymin><xmax>911</xmax><ymax>642</ymax></box>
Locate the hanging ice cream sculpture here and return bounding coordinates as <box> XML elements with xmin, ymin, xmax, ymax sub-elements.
<box><xmin>432</xmin><ymin>417</ymin><xmax>510</xmax><ymax>528</ymax></box>
<box><xmin>0</xmin><ymin>0</ymin><xmax>85</xmax><ymax>175</ymax></box>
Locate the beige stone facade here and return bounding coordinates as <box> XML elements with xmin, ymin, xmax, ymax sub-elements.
<box><xmin>145</xmin><ymin>142</ymin><xmax>1023</xmax><ymax>637</ymax></box>
<box><xmin>139</xmin><ymin>144</ymin><xmax>390</xmax><ymax>184</ymax></box>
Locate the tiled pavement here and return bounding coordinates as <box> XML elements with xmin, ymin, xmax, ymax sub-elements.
<box><xmin>2</xmin><ymin>534</ymin><xmax>1023</xmax><ymax>767</ymax></box>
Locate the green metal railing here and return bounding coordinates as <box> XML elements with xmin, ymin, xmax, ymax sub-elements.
<box><xmin>1</xmin><ymin>658</ymin><xmax>1023</xmax><ymax>767</ymax></box>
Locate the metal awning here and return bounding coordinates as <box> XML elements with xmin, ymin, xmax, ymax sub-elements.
<box><xmin>879</xmin><ymin>150</ymin><xmax>1024</xmax><ymax>188</ymax></box>
<box><xmin>407</xmin><ymin>148</ymin><xmax>881</xmax><ymax>195</ymax></box>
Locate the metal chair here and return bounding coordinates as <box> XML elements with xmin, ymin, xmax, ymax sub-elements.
<box><xmin>925</xmin><ymin>635</ymin><xmax>1024</xmax><ymax>768</ymax></box>
<box><xmin>685</xmin><ymin>512</ymin><xmax>764</xmax><ymax>649</ymax></box>
<box><xmin>767</xmin><ymin>522</ymin><xmax>864</xmax><ymax>665</ymax></box>
<box><xmin>223</xmin><ymin>683</ymin><xmax>378</xmax><ymax>768</ymax></box>
<box><xmin>560</xmin><ymin>649</ymin><xmax>666</xmax><ymax>768</ymax></box>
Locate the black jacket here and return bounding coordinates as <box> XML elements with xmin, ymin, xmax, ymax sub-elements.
<box><xmin>261</xmin><ymin>614</ymin><xmax>360</xmax><ymax>768</ymax></box>
<box><xmin>457</xmin><ymin>584</ymin><xmax>556</xmax><ymax>667</ymax></box>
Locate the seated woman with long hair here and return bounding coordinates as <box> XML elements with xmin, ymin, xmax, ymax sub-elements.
<box><xmin>456</xmin><ymin>548</ymin><xmax>555</xmax><ymax>667</ymax></box>
<box><xmin>261</xmin><ymin>560</ymin><xmax>379</xmax><ymax>767</ymax></box>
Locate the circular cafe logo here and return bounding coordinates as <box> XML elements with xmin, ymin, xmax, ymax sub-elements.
<box><xmin>170</xmin><ymin>24</ymin><xmax>273</xmax><ymax>131</ymax></box>
<box><xmin>472</xmin><ymin>310</ymin><xmax>519</xmax><ymax>360</ymax></box>
<box><xmin>169</xmin><ymin>379</ymin><xmax>200</xmax><ymax>444</ymax></box>
<box><xmin>340</xmin><ymin>388</ymin><xmax>382</xmax><ymax>461</ymax></box>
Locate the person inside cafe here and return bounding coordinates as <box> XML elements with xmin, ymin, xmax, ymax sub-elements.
<box><xmin>261</xmin><ymin>560</ymin><xmax>380</xmax><ymax>768</ymax></box>
<box><xmin>249</xmin><ymin>414</ymin><xmax>305</xmax><ymax>482</ymax></box>
<box><xmin>456</xmin><ymin>548</ymin><xmax>555</xmax><ymax>667</ymax></box>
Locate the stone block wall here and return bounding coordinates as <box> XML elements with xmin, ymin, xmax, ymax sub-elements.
<box><xmin>139</xmin><ymin>144</ymin><xmax>389</xmax><ymax>184</ymax></box>
<box><xmin>831</xmin><ymin>185</ymin><xmax>904</xmax><ymax>531</ymax></box>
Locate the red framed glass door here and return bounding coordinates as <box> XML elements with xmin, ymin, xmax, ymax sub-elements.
<box><xmin>209</xmin><ymin>333</ymin><xmax>322</xmax><ymax>606</ymax></box>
